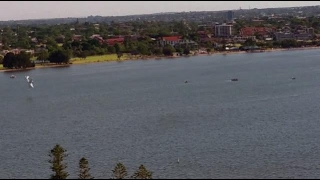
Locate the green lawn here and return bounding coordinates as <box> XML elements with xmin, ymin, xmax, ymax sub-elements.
<box><xmin>0</xmin><ymin>64</ymin><xmax>4</xmax><ymax>70</ymax></box>
<box><xmin>70</xmin><ymin>54</ymin><xmax>130</xmax><ymax>64</ymax></box>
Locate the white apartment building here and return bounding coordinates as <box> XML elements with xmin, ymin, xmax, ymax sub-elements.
<box><xmin>215</xmin><ymin>24</ymin><xmax>233</xmax><ymax>37</ymax></box>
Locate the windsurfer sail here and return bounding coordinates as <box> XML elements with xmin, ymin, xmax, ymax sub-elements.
<box><xmin>25</xmin><ymin>76</ymin><xmax>34</xmax><ymax>88</ymax></box>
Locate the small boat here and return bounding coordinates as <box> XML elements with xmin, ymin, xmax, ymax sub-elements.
<box><xmin>231</xmin><ymin>78</ymin><xmax>238</xmax><ymax>81</ymax></box>
<box><xmin>10</xmin><ymin>75</ymin><xmax>15</xmax><ymax>78</ymax></box>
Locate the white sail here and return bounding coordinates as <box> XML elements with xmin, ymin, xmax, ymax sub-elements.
<box><xmin>25</xmin><ymin>76</ymin><xmax>34</xmax><ymax>88</ymax></box>
<box><xmin>25</xmin><ymin>76</ymin><xmax>29</xmax><ymax>82</ymax></box>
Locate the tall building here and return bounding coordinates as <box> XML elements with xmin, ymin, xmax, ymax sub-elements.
<box><xmin>215</xmin><ymin>24</ymin><xmax>233</xmax><ymax>37</ymax></box>
<box><xmin>226</xmin><ymin>11</ymin><xmax>234</xmax><ymax>22</ymax></box>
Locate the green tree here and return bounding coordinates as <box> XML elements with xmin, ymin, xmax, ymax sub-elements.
<box><xmin>265</xmin><ymin>41</ymin><xmax>273</xmax><ymax>48</ymax></box>
<box><xmin>206</xmin><ymin>48</ymin><xmax>212</xmax><ymax>54</ymax></box>
<box><xmin>2</xmin><ymin>44</ymin><xmax>10</xmax><ymax>50</ymax></box>
<box><xmin>183</xmin><ymin>48</ymin><xmax>190</xmax><ymax>55</ymax></box>
<box><xmin>36</xmin><ymin>50</ymin><xmax>49</xmax><ymax>62</ymax></box>
<box><xmin>49</xmin><ymin>50</ymin><xmax>70</xmax><ymax>64</ymax></box>
<box><xmin>243</xmin><ymin>38</ymin><xmax>256</xmax><ymax>46</ymax></box>
<box><xmin>81</xmin><ymin>42</ymin><xmax>94</xmax><ymax>51</ymax></box>
<box><xmin>117</xmin><ymin>52</ymin><xmax>123</xmax><ymax>60</ymax></box>
<box><xmin>131</xmin><ymin>165</ymin><xmax>152</xmax><ymax>179</ymax></box>
<box><xmin>94</xmin><ymin>47</ymin><xmax>105</xmax><ymax>55</ymax></box>
<box><xmin>87</xmin><ymin>39</ymin><xmax>101</xmax><ymax>48</ymax></box>
<box><xmin>56</xmin><ymin>36</ymin><xmax>65</xmax><ymax>44</ymax></box>
<box><xmin>0</xmin><ymin>55</ymin><xmax>3</xmax><ymax>64</ymax></box>
<box><xmin>3</xmin><ymin>52</ymin><xmax>33</xmax><ymax>69</ymax></box>
<box><xmin>107</xmin><ymin>46</ymin><xmax>116</xmax><ymax>54</ymax></box>
<box><xmin>273</xmin><ymin>41</ymin><xmax>281</xmax><ymax>48</ymax></box>
<box><xmin>137</xmin><ymin>42</ymin><xmax>149</xmax><ymax>55</ymax></box>
<box><xmin>205</xmin><ymin>41</ymin><xmax>213</xmax><ymax>49</ymax></box>
<box><xmin>2</xmin><ymin>36</ymin><xmax>9</xmax><ymax>46</ymax></box>
<box><xmin>114</xmin><ymin>43</ymin><xmax>122</xmax><ymax>54</ymax></box>
<box><xmin>46</xmin><ymin>37</ymin><xmax>59</xmax><ymax>48</ymax></box>
<box><xmin>280</xmin><ymin>39</ymin><xmax>297</xmax><ymax>48</ymax></box>
<box><xmin>62</xmin><ymin>41</ymin><xmax>72</xmax><ymax>50</ymax></box>
<box><xmin>2</xmin><ymin>52</ymin><xmax>15</xmax><ymax>68</ymax></box>
<box><xmin>152</xmin><ymin>48</ymin><xmax>163</xmax><ymax>55</ymax></box>
<box><xmin>79</xmin><ymin>157</ymin><xmax>93</xmax><ymax>179</ymax></box>
<box><xmin>71</xmin><ymin>41</ymin><xmax>82</xmax><ymax>50</ymax></box>
<box><xmin>16</xmin><ymin>51</ymin><xmax>32</xmax><ymax>68</ymax></box>
<box><xmin>112</xmin><ymin>163</ymin><xmax>128</xmax><ymax>179</ymax></box>
<box><xmin>80</xmin><ymin>50</ymin><xmax>90</xmax><ymax>59</ymax></box>
<box><xmin>16</xmin><ymin>38</ymin><xmax>30</xmax><ymax>49</ymax></box>
<box><xmin>175</xmin><ymin>47</ymin><xmax>183</xmax><ymax>55</ymax></box>
<box><xmin>158</xmin><ymin>29</ymin><xmax>171</xmax><ymax>37</ymax></box>
<box><xmin>48</xmin><ymin>144</ymin><xmax>69</xmax><ymax>179</ymax></box>
<box><xmin>162</xmin><ymin>45</ymin><xmax>175</xmax><ymax>56</ymax></box>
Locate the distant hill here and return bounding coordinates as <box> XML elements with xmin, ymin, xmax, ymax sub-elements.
<box><xmin>0</xmin><ymin>5</ymin><xmax>319</xmax><ymax>26</ymax></box>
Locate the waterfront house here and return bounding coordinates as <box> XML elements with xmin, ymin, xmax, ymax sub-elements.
<box><xmin>273</xmin><ymin>32</ymin><xmax>312</xmax><ymax>41</ymax></box>
<box><xmin>158</xmin><ymin>36</ymin><xmax>182</xmax><ymax>47</ymax></box>
<box><xmin>233</xmin><ymin>36</ymin><xmax>256</xmax><ymax>43</ymax></box>
<box><xmin>174</xmin><ymin>39</ymin><xmax>199</xmax><ymax>49</ymax></box>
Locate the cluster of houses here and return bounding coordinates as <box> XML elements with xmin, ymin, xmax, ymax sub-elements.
<box><xmin>72</xmin><ymin>34</ymin><xmax>200</xmax><ymax>49</ymax></box>
<box><xmin>204</xmin><ymin>23</ymin><xmax>315</xmax><ymax>42</ymax></box>
<box><xmin>0</xmin><ymin>20</ymin><xmax>318</xmax><ymax>56</ymax></box>
<box><xmin>72</xmin><ymin>34</ymin><xmax>127</xmax><ymax>46</ymax></box>
<box><xmin>0</xmin><ymin>48</ymin><xmax>35</xmax><ymax>56</ymax></box>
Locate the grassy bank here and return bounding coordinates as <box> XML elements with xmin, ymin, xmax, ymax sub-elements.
<box><xmin>2</xmin><ymin>46</ymin><xmax>320</xmax><ymax>72</ymax></box>
<box><xmin>0</xmin><ymin>54</ymin><xmax>130</xmax><ymax>72</ymax></box>
<box><xmin>70</xmin><ymin>54</ymin><xmax>130</xmax><ymax>64</ymax></box>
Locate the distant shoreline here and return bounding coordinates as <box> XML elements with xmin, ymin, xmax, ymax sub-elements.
<box><xmin>1</xmin><ymin>46</ymin><xmax>320</xmax><ymax>73</ymax></box>
<box><xmin>0</xmin><ymin>64</ymin><xmax>70</xmax><ymax>73</ymax></box>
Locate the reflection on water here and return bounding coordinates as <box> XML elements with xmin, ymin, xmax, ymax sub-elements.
<box><xmin>49</xmin><ymin>65</ymin><xmax>70</xmax><ymax>69</ymax></box>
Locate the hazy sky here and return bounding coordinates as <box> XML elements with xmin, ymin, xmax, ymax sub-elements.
<box><xmin>0</xmin><ymin>1</ymin><xmax>319</xmax><ymax>21</ymax></box>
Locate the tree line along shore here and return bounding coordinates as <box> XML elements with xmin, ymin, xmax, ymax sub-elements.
<box><xmin>1</xmin><ymin>14</ymin><xmax>320</xmax><ymax>71</ymax></box>
<box><xmin>1</xmin><ymin>45</ymin><xmax>319</xmax><ymax>72</ymax></box>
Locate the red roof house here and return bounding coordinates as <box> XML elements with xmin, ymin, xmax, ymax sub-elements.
<box><xmin>240</xmin><ymin>27</ymin><xmax>275</xmax><ymax>36</ymax></box>
<box><xmin>104</xmin><ymin>38</ymin><xmax>125</xmax><ymax>46</ymax></box>
<box><xmin>158</xmin><ymin>36</ymin><xmax>182</xmax><ymax>47</ymax></box>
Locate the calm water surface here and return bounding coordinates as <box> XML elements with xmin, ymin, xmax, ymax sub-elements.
<box><xmin>1</xmin><ymin>49</ymin><xmax>320</xmax><ymax>178</ymax></box>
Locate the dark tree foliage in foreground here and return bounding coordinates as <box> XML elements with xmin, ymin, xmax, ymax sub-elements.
<box><xmin>112</xmin><ymin>163</ymin><xmax>128</xmax><ymax>179</ymax></box>
<box><xmin>48</xmin><ymin>49</ymin><xmax>70</xmax><ymax>64</ymax></box>
<box><xmin>131</xmin><ymin>165</ymin><xmax>153</xmax><ymax>179</ymax></box>
<box><xmin>48</xmin><ymin>144</ymin><xmax>69</xmax><ymax>179</ymax></box>
<box><xmin>2</xmin><ymin>51</ymin><xmax>34</xmax><ymax>69</ymax></box>
<box><xmin>79</xmin><ymin>157</ymin><xmax>94</xmax><ymax>179</ymax></box>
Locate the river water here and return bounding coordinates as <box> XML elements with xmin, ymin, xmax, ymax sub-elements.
<box><xmin>1</xmin><ymin>49</ymin><xmax>320</xmax><ymax>178</ymax></box>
